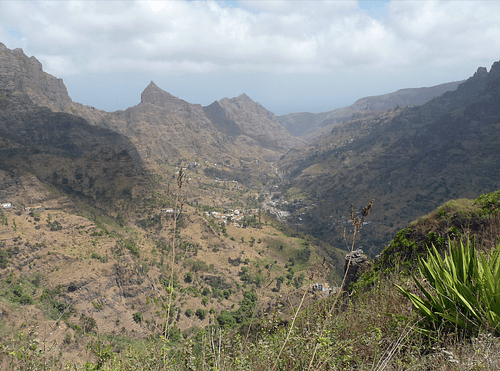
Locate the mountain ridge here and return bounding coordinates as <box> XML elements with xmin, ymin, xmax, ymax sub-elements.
<box><xmin>277</xmin><ymin>80</ymin><xmax>465</xmax><ymax>138</ymax></box>
<box><xmin>276</xmin><ymin>59</ymin><xmax>500</xmax><ymax>255</ymax></box>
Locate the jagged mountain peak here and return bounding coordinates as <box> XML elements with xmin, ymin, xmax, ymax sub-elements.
<box><xmin>140</xmin><ymin>81</ymin><xmax>185</xmax><ymax>107</ymax></box>
<box><xmin>0</xmin><ymin>43</ymin><xmax>72</xmax><ymax>110</ymax></box>
<box><xmin>211</xmin><ymin>93</ymin><xmax>303</xmax><ymax>150</ymax></box>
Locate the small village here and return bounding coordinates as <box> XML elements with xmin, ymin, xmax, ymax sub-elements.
<box><xmin>203</xmin><ymin>208</ymin><xmax>260</xmax><ymax>228</ymax></box>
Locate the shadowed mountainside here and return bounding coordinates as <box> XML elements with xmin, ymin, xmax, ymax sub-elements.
<box><xmin>277</xmin><ymin>61</ymin><xmax>500</xmax><ymax>256</ymax></box>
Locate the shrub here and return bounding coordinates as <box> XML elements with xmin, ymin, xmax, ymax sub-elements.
<box><xmin>19</xmin><ymin>293</ymin><xmax>34</xmax><ymax>305</ymax></box>
<box><xmin>0</xmin><ymin>249</ymin><xmax>9</xmax><ymax>268</ymax></box>
<box><xmin>195</xmin><ymin>309</ymin><xmax>206</xmax><ymax>320</ymax></box>
<box><xmin>121</xmin><ymin>238</ymin><xmax>139</xmax><ymax>257</ymax></box>
<box><xmin>80</xmin><ymin>314</ymin><xmax>97</xmax><ymax>333</ymax></box>
<box><xmin>63</xmin><ymin>333</ymin><xmax>72</xmax><ymax>345</ymax></box>
<box><xmin>217</xmin><ymin>310</ymin><xmax>236</xmax><ymax>327</ymax></box>
<box><xmin>185</xmin><ymin>309</ymin><xmax>193</xmax><ymax>318</ymax></box>
<box><xmin>184</xmin><ymin>272</ymin><xmax>193</xmax><ymax>283</ymax></box>
<box><xmin>133</xmin><ymin>312</ymin><xmax>143</xmax><ymax>323</ymax></box>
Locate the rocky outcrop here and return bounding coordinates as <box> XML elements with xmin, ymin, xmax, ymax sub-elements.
<box><xmin>0</xmin><ymin>42</ymin><xmax>72</xmax><ymax>110</ymax></box>
<box><xmin>343</xmin><ymin>249</ymin><xmax>369</xmax><ymax>291</ymax></box>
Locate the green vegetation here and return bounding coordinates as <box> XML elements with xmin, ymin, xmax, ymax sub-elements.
<box><xmin>195</xmin><ymin>308</ymin><xmax>206</xmax><ymax>320</ymax></box>
<box><xmin>399</xmin><ymin>239</ymin><xmax>500</xmax><ymax>334</ymax></box>
<box><xmin>133</xmin><ymin>312</ymin><xmax>143</xmax><ymax>323</ymax></box>
<box><xmin>0</xmin><ymin>249</ymin><xmax>9</xmax><ymax>269</ymax></box>
<box><xmin>120</xmin><ymin>238</ymin><xmax>140</xmax><ymax>257</ymax></box>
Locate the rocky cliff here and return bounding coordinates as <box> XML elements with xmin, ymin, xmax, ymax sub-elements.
<box><xmin>0</xmin><ymin>42</ymin><xmax>72</xmax><ymax>110</ymax></box>
<box><xmin>0</xmin><ymin>43</ymin><xmax>145</xmax><ymax>209</ymax></box>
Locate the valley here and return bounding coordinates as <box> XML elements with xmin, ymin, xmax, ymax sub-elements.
<box><xmin>1</xmin><ymin>41</ymin><xmax>500</xmax><ymax>369</ymax></box>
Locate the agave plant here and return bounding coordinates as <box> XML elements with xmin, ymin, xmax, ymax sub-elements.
<box><xmin>397</xmin><ymin>239</ymin><xmax>500</xmax><ymax>333</ymax></box>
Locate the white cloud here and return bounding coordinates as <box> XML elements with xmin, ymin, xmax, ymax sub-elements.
<box><xmin>1</xmin><ymin>0</ymin><xmax>499</xmax><ymax>113</ymax></box>
<box><xmin>2</xmin><ymin>0</ymin><xmax>499</xmax><ymax>77</ymax></box>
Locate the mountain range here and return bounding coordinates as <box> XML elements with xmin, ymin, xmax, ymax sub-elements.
<box><xmin>277</xmin><ymin>80</ymin><xmax>464</xmax><ymax>138</ymax></box>
<box><xmin>2</xmin><ymin>40</ymin><xmax>499</xmax><ymax>256</ymax></box>
<box><xmin>277</xmin><ymin>62</ymin><xmax>500</xmax><ymax>255</ymax></box>
<box><xmin>1</xmin><ymin>41</ymin><xmax>500</xmax><ymax>364</ymax></box>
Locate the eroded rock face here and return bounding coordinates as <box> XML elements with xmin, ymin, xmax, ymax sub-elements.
<box><xmin>343</xmin><ymin>249</ymin><xmax>368</xmax><ymax>291</ymax></box>
<box><xmin>0</xmin><ymin>43</ymin><xmax>72</xmax><ymax>110</ymax></box>
<box><xmin>0</xmin><ymin>43</ymin><xmax>145</xmax><ymax>207</ymax></box>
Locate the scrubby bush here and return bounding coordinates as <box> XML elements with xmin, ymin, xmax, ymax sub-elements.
<box><xmin>132</xmin><ymin>312</ymin><xmax>143</xmax><ymax>323</ymax></box>
<box><xmin>195</xmin><ymin>309</ymin><xmax>206</xmax><ymax>320</ymax></box>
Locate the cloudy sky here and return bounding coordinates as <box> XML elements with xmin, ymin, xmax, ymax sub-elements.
<box><xmin>1</xmin><ymin>0</ymin><xmax>499</xmax><ymax>115</ymax></box>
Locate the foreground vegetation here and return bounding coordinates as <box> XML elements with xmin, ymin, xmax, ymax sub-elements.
<box><xmin>2</xmin><ymin>190</ymin><xmax>500</xmax><ymax>370</ymax></box>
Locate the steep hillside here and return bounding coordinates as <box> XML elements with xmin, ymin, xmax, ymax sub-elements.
<box><xmin>0</xmin><ymin>43</ymin><xmax>348</xmax><ymax>369</ymax></box>
<box><xmin>277</xmin><ymin>80</ymin><xmax>463</xmax><ymax>138</ymax></box>
<box><xmin>0</xmin><ymin>49</ymin><xmax>145</xmax><ymax>212</ymax></box>
<box><xmin>277</xmin><ymin>60</ymin><xmax>500</xmax><ymax>256</ymax></box>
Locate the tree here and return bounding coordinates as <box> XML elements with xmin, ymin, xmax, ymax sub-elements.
<box><xmin>217</xmin><ymin>310</ymin><xmax>236</xmax><ymax>327</ymax></box>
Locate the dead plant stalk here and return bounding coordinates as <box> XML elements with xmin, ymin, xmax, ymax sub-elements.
<box><xmin>306</xmin><ymin>199</ymin><xmax>374</xmax><ymax>370</ymax></box>
<box><xmin>165</xmin><ymin>167</ymin><xmax>185</xmax><ymax>340</ymax></box>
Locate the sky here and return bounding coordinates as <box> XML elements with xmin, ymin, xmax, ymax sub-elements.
<box><xmin>1</xmin><ymin>0</ymin><xmax>500</xmax><ymax>116</ymax></box>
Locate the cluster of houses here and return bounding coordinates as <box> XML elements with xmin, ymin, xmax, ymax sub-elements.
<box><xmin>205</xmin><ymin>208</ymin><xmax>259</xmax><ymax>228</ymax></box>
<box><xmin>0</xmin><ymin>203</ymin><xmax>50</xmax><ymax>215</ymax></box>
<box><xmin>312</xmin><ymin>282</ymin><xmax>331</xmax><ymax>293</ymax></box>
<box><xmin>24</xmin><ymin>205</ymin><xmax>43</xmax><ymax>213</ymax></box>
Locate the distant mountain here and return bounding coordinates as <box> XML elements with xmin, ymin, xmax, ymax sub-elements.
<box><xmin>277</xmin><ymin>60</ymin><xmax>500</xmax><ymax>256</ymax></box>
<box><xmin>93</xmin><ymin>82</ymin><xmax>300</xmax><ymax>186</ymax></box>
<box><xmin>204</xmin><ymin>94</ymin><xmax>303</xmax><ymax>150</ymax></box>
<box><xmin>277</xmin><ymin>81</ymin><xmax>464</xmax><ymax>138</ymax></box>
<box><xmin>0</xmin><ymin>43</ymin><xmax>299</xmax><ymax>190</ymax></box>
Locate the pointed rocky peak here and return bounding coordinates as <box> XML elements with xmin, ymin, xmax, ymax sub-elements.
<box><xmin>141</xmin><ymin>81</ymin><xmax>183</xmax><ymax>107</ymax></box>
